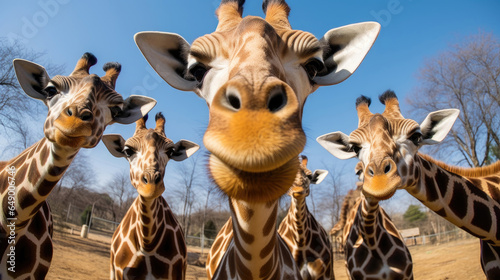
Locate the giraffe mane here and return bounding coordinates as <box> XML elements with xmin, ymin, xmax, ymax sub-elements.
<box><xmin>419</xmin><ymin>153</ymin><xmax>500</xmax><ymax>178</ymax></box>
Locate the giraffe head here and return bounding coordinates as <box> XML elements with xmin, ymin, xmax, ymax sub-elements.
<box><xmin>13</xmin><ymin>52</ymin><xmax>157</xmax><ymax>149</ymax></box>
<box><xmin>134</xmin><ymin>0</ymin><xmax>379</xmax><ymax>202</ymax></box>
<box><xmin>289</xmin><ymin>155</ymin><xmax>328</xmax><ymax>199</ymax></box>
<box><xmin>102</xmin><ymin>112</ymin><xmax>199</xmax><ymax>199</ymax></box>
<box><xmin>317</xmin><ymin>90</ymin><xmax>460</xmax><ymax>200</ymax></box>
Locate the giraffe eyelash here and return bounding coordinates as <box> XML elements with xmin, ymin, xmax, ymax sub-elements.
<box><xmin>123</xmin><ymin>146</ymin><xmax>136</xmax><ymax>157</ymax></box>
<box><xmin>349</xmin><ymin>144</ymin><xmax>362</xmax><ymax>155</ymax></box>
<box><xmin>408</xmin><ymin>132</ymin><xmax>423</xmax><ymax>146</ymax></box>
<box><xmin>43</xmin><ymin>85</ymin><xmax>59</xmax><ymax>99</ymax></box>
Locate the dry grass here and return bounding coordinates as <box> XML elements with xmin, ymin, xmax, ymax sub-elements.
<box><xmin>46</xmin><ymin>232</ymin><xmax>484</xmax><ymax>280</ymax></box>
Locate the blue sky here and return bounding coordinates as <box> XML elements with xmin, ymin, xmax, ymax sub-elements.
<box><xmin>1</xmin><ymin>0</ymin><xmax>500</xmax><ymax>214</ymax></box>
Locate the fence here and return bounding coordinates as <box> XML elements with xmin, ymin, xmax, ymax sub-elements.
<box><xmin>403</xmin><ymin>228</ymin><xmax>474</xmax><ymax>246</ymax></box>
<box><xmin>332</xmin><ymin>227</ymin><xmax>475</xmax><ymax>261</ymax></box>
<box><xmin>88</xmin><ymin>216</ymin><xmax>120</xmax><ymax>236</ymax></box>
<box><xmin>185</xmin><ymin>235</ymin><xmax>216</xmax><ymax>255</ymax></box>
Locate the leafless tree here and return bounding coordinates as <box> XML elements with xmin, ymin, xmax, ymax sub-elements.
<box><xmin>46</xmin><ymin>152</ymin><xmax>97</xmax><ymax>225</ymax></box>
<box><xmin>50</xmin><ymin>152</ymin><xmax>96</xmax><ymax>211</ymax></box>
<box><xmin>0</xmin><ymin>38</ymin><xmax>64</xmax><ymax>157</ymax></box>
<box><xmin>407</xmin><ymin>31</ymin><xmax>500</xmax><ymax>167</ymax></box>
<box><xmin>105</xmin><ymin>171</ymin><xmax>136</xmax><ymax>221</ymax></box>
<box><xmin>174</xmin><ymin>153</ymin><xmax>203</xmax><ymax>235</ymax></box>
<box><xmin>313</xmin><ymin>162</ymin><xmax>350</xmax><ymax>231</ymax></box>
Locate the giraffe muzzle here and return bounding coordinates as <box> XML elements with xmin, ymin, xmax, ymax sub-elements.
<box><xmin>362</xmin><ymin>158</ymin><xmax>400</xmax><ymax>200</ymax></box>
<box><xmin>205</xmin><ymin>81</ymin><xmax>305</xmax><ymax>173</ymax></box>
<box><xmin>53</xmin><ymin>106</ymin><xmax>93</xmax><ymax>138</ymax></box>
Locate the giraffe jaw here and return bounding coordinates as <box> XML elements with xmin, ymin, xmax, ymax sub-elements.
<box><xmin>362</xmin><ymin>174</ymin><xmax>400</xmax><ymax>200</ymax></box>
<box><xmin>203</xmin><ymin>109</ymin><xmax>306</xmax><ymax>173</ymax></box>
<box><xmin>51</xmin><ymin>129</ymin><xmax>87</xmax><ymax>149</ymax></box>
<box><xmin>50</xmin><ymin>117</ymin><xmax>94</xmax><ymax>148</ymax></box>
<box><xmin>209</xmin><ymin>154</ymin><xmax>299</xmax><ymax>203</ymax></box>
<box><xmin>137</xmin><ymin>183</ymin><xmax>165</xmax><ymax>199</ymax></box>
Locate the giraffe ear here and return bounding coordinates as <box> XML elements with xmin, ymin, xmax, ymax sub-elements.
<box><xmin>113</xmin><ymin>95</ymin><xmax>157</xmax><ymax>124</ymax></box>
<box><xmin>420</xmin><ymin>109</ymin><xmax>460</xmax><ymax>145</ymax></box>
<box><xmin>317</xmin><ymin>132</ymin><xmax>357</xmax><ymax>160</ymax></box>
<box><xmin>134</xmin><ymin>32</ymin><xmax>198</xmax><ymax>92</ymax></box>
<box><xmin>170</xmin><ymin>140</ymin><xmax>200</xmax><ymax>162</ymax></box>
<box><xmin>314</xmin><ymin>22</ymin><xmax>380</xmax><ymax>86</ymax></box>
<box><xmin>102</xmin><ymin>134</ymin><xmax>127</xmax><ymax>158</ymax></box>
<box><xmin>311</xmin><ymin>169</ymin><xmax>328</xmax><ymax>185</ymax></box>
<box><xmin>13</xmin><ymin>59</ymin><xmax>51</xmax><ymax>101</ymax></box>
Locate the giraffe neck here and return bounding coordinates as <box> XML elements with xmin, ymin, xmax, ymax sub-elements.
<box><xmin>1</xmin><ymin>138</ymin><xmax>79</xmax><ymax>229</ymax></box>
<box><xmin>288</xmin><ymin>195</ymin><xmax>309</xmax><ymax>246</ymax></box>
<box><xmin>407</xmin><ymin>154</ymin><xmax>500</xmax><ymax>245</ymax></box>
<box><xmin>358</xmin><ymin>196</ymin><xmax>381</xmax><ymax>248</ymax></box>
<box><xmin>135</xmin><ymin>195</ymin><xmax>164</xmax><ymax>250</ymax></box>
<box><xmin>229</xmin><ymin>198</ymin><xmax>281</xmax><ymax>279</ymax></box>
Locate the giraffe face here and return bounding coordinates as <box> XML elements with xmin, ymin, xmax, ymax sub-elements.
<box><xmin>102</xmin><ymin>113</ymin><xmax>200</xmax><ymax>199</ymax></box>
<box><xmin>317</xmin><ymin>91</ymin><xmax>460</xmax><ymax>200</ymax></box>
<box><xmin>347</xmin><ymin>113</ymin><xmax>420</xmax><ymax>199</ymax></box>
<box><xmin>135</xmin><ymin>0</ymin><xmax>380</xmax><ymax>202</ymax></box>
<box><xmin>13</xmin><ymin>53</ymin><xmax>157</xmax><ymax>149</ymax></box>
<box><xmin>289</xmin><ymin>156</ymin><xmax>328</xmax><ymax>199</ymax></box>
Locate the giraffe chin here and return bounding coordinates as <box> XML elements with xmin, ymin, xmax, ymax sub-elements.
<box><xmin>209</xmin><ymin>154</ymin><xmax>299</xmax><ymax>203</ymax></box>
<box><xmin>137</xmin><ymin>183</ymin><xmax>165</xmax><ymax>199</ymax></box>
<box><xmin>203</xmin><ymin>109</ymin><xmax>306</xmax><ymax>173</ymax></box>
<box><xmin>52</xmin><ymin>129</ymin><xmax>86</xmax><ymax>149</ymax></box>
<box><xmin>362</xmin><ymin>188</ymin><xmax>397</xmax><ymax>201</ymax></box>
<box><xmin>361</xmin><ymin>174</ymin><xmax>401</xmax><ymax>200</ymax></box>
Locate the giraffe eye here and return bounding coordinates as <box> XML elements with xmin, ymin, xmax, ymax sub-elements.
<box><xmin>408</xmin><ymin>132</ymin><xmax>423</xmax><ymax>146</ymax></box>
<box><xmin>187</xmin><ymin>63</ymin><xmax>209</xmax><ymax>84</ymax></box>
<box><xmin>350</xmin><ymin>144</ymin><xmax>361</xmax><ymax>155</ymax></box>
<box><xmin>123</xmin><ymin>146</ymin><xmax>136</xmax><ymax>157</ymax></box>
<box><xmin>110</xmin><ymin>106</ymin><xmax>122</xmax><ymax>118</ymax></box>
<box><xmin>43</xmin><ymin>85</ymin><xmax>58</xmax><ymax>98</ymax></box>
<box><xmin>303</xmin><ymin>58</ymin><xmax>325</xmax><ymax>80</ymax></box>
<box><xmin>166</xmin><ymin>148</ymin><xmax>174</xmax><ymax>158</ymax></box>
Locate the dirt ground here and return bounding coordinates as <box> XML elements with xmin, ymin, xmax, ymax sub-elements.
<box><xmin>46</xmin><ymin>232</ymin><xmax>484</xmax><ymax>280</ymax></box>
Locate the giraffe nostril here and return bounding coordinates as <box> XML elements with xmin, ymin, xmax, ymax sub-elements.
<box><xmin>66</xmin><ymin>108</ymin><xmax>73</xmax><ymax>117</ymax></box>
<box><xmin>154</xmin><ymin>175</ymin><xmax>161</xmax><ymax>184</ymax></box>
<box><xmin>384</xmin><ymin>163</ymin><xmax>392</xmax><ymax>174</ymax></box>
<box><xmin>267</xmin><ymin>89</ymin><xmax>287</xmax><ymax>113</ymax></box>
<box><xmin>227</xmin><ymin>93</ymin><xmax>241</xmax><ymax>110</ymax></box>
<box><xmin>142</xmin><ymin>176</ymin><xmax>148</xmax><ymax>184</ymax></box>
<box><xmin>367</xmin><ymin>167</ymin><xmax>374</xmax><ymax>177</ymax></box>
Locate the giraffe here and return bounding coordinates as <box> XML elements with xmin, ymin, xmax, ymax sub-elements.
<box><xmin>0</xmin><ymin>53</ymin><xmax>156</xmax><ymax>279</ymax></box>
<box><xmin>102</xmin><ymin>112</ymin><xmax>199</xmax><ymax>280</ymax></box>
<box><xmin>134</xmin><ymin>0</ymin><xmax>380</xmax><ymax>277</ymax></box>
<box><xmin>331</xmin><ymin>175</ymin><xmax>413</xmax><ymax>280</ymax></box>
<box><xmin>317</xmin><ymin>90</ymin><xmax>500</xmax><ymax>279</ymax></box>
<box><xmin>329</xmin><ymin>187</ymin><xmax>362</xmax><ymax>254</ymax></box>
<box><xmin>277</xmin><ymin>155</ymin><xmax>332</xmax><ymax>280</ymax></box>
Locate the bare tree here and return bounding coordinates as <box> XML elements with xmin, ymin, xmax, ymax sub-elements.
<box><xmin>174</xmin><ymin>154</ymin><xmax>202</xmax><ymax>235</ymax></box>
<box><xmin>2</xmin><ymin>117</ymin><xmax>41</xmax><ymax>156</ymax></box>
<box><xmin>0</xmin><ymin>38</ymin><xmax>64</xmax><ymax>157</ymax></box>
<box><xmin>313</xmin><ymin>162</ymin><xmax>350</xmax><ymax>231</ymax></box>
<box><xmin>105</xmin><ymin>171</ymin><xmax>136</xmax><ymax>221</ymax></box>
<box><xmin>46</xmin><ymin>152</ymin><xmax>97</xmax><ymax>224</ymax></box>
<box><xmin>50</xmin><ymin>152</ymin><xmax>96</xmax><ymax>210</ymax></box>
<box><xmin>407</xmin><ymin>31</ymin><xmax>500</xmax><ymax>167</ymax></box>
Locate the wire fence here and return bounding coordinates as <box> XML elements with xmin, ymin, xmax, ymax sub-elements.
<box><xmin>402</xmin><ymin>228</ymin><xmax>474</xmax><ymax>246</ymax></box>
